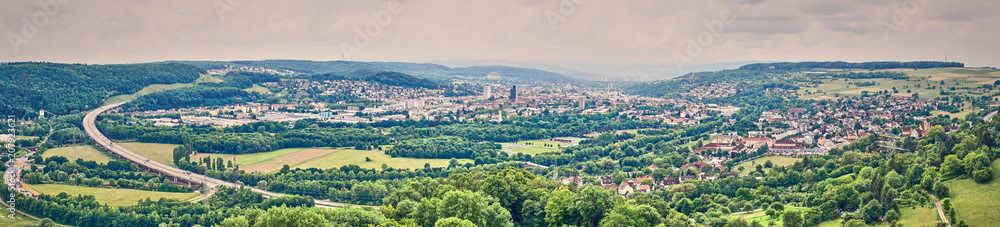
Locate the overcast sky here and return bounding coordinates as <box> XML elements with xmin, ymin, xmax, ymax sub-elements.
<box><xmin>1</xmin><ymin>0</ymin><xmax>997</xmax><ymax>74</ymax></box>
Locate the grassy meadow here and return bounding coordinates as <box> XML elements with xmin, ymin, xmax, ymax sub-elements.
<box><xmin>734</xmin><ymin>156</ymin><xmax>802</xmax><ymax>174</ymax></box>
<box><xmin>42</xmin><ymin>145</ymin><xmax>114</xmax><ymax>164</ymax></box>
<box><xmin>118</xmin><ymin>142</ymin><xmax>180</xmax><ymax>167</ymax></box>
<box><xmin>796</xmin><ymin>67</ymin><xmax>1000</xmax><ymax>101</ymax></box>
<box><xmin>943</xmin><ymin>159</ymin><xmax>1000</xmax><ymax>226</ymax></box>
<box><xmin>193</xmin><ymin>147</ymin><xmax>472</xmax><ymax>173</ymax></box>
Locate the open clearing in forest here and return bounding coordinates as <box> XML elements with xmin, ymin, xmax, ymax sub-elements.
<box><xmin>118</xmin><ymin>142</ymin><xmax>180</xmax><ymax>167</ymax></box>
<box><xmin>943</xmin><ymin>159</ymin><xmax>1000</xmax><ymax>226</ymax></box>
<box><xmin>43</xmin><ymin>145</ymin><xmax>114</xmax><ymax>164</ymax></box>
<box><xmin>897</xmin><ymin>205</ymin><xmax>941</xmax><ymax>227</ymax></box>
<box><xmin>734</xmin><ymin>156</ymin><xmax>802</xmax><ymax>174</ymax></box>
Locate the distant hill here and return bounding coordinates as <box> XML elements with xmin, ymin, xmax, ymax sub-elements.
<box><xmin>739</xmin><ymin>61</ymin><xmax>964</xmax><ymax>71</ymax></box>
<box><xmin>0</xmin><ymin>62</ymin><xmax>205</xmax><ymax>117</ymax></box>
<box><xmin>627</xmin><ymin>61</ymin><xmax>972</xmax><ymax>106</ymax></box>
<box><xmin>309</xmin><ymin>69</ymin><xmax>443</xmax><ymax>90</ymax></box>
<box><xmin>167</xmin><ymin>60</ymin><xmax>586</xmax><ymax>86</ymax></box>
<box><xmin>451</xmin><ymin>65</ymin><xmax>586</xmax><ymax>86</ymax></box>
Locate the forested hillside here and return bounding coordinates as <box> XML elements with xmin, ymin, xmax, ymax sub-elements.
<box><xmin>168</xmin><ymin>60</ymin><xmax>588</xmax><ymax>86</ymax></box>
<box><xmin>121</xmin><ymin>86</ymin><xmax>263</xmax><ymax>112</ymax></box>
<box><xmin>308</xmin><ymin>69</ymin><xmax>443</xmax><ymax>89</ymax></box>
<box><xmin>0</xmin><ymin>62</ymin><xmax>204</xmax><ymax>117</ymax></box>
<box><xmin>201</xmin><ymin>71</ymin><xmax>282</xmax><ymax>89</ymax></box>
<box><xmin>739</xmin><ymin>61</ymin><xmax>964</xmax><ymax>71</ymax></box>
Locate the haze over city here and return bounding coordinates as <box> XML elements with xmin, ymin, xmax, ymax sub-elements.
<box><xmin>1</xmin><ymin>0</ymin><xmax>998</xmax><ymax>77</ymax></box>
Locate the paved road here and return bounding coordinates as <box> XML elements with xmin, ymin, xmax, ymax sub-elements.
<box><xmin>927</xmin><ymin>192</ymin><xmax>951</xmax><ymax>227</ymax></box>
<box><xmin>3</xmin><ymin>152</ymin><xmax>71</xmax><ymax>226</ymax></box>
<box><xmin>84</xmin><ymin>102</ymin><xmax>350</xmax><ymax>208</ymax></box>
<box><xmin>4</xmin><ymin>151</ymin><xmax>35</xmax><ymax>198</ymax></box>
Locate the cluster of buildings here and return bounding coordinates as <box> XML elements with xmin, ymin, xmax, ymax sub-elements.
<box><xmin>679</xmin><ymin>82</ymin><xmax>741</xmax><ymax>99</ymax></box>
<box><xmin>207</xmin><ymin>66</ymin><xmax>295</xmax><ymax>75</ymax></box>
<box><xmin>752</xmin><ymin>96</ymin><xmax>956</xmax><ymax>145</ymax></box>
<box><xmin>635</xmin><ymin>102</ymin><xmax>742</xmax><ymax>126</ymax></box>
<box><xmin>558</xmin><ymin>163</ymin><xmax>739</xmax><ymax>196</ymax></box>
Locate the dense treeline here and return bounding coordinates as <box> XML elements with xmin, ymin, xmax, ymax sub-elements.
<box><xmin>0</xmin><ymin>62</ymin><xmax>203</xmax><ymax>117</ymax></box>
<box><xmin>739</xmin><ymin>61</ymin><xmax>964</xmax><ymax>70</ymax></box>
<box><xmin>170</xmin><ymin>59</ymin><xmax>587</xmax><ymax>86</ymax></box>
<box><xmin>22</xmin><ymin>155</ymin><xmax>193</xmax><ymax>192</ymax></box>
<box><xmin>198</xmin><ymin>160</ymin><xmax>526</xmax><ymax>206</ymax></box>
<box><xmin>398</xmin><ymin>112</ymin><xmax>662</xmax><ymax>143</ymax></box>
<box><xmin>121</xmin><ymin>86</ymin><xmax>264</xmax><ymax>111</ymax></box>
<box><xmin>386</xmin><ymin>136</ymin><xmax>502</xmax><ymax>159</ymax></box>
<box><xmin>1</xmin><ymin>184</ymin><xmax>388</xmax><ymax>227</ymax></box>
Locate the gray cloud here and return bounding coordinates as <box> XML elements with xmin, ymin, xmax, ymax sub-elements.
<box><xmin>0</xmin><ymin>0</ymin><xmax>996</xmax><ymax>69</ymax></box>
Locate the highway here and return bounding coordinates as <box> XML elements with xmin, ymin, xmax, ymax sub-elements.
<box><xmin>83</xmin><ymin>102</ymin><xmax>350</xmax><ymax>208</ymax></box>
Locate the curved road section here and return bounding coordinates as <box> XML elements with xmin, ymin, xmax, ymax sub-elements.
<box><xmin>84</xmin><ymin>102</ymin><xmax>348</xmax><ymax>208</ymax></box>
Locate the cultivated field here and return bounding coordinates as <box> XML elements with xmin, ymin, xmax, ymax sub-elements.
<box><xmin>293</xmin><ymin>148</ymin><xmax>472</xmax><ymax>171</ymax></box>
<box><xmin>943</xmin><ymin>159</ymin><xmax>1000</xmax><ymax>226</ymax></box>
<box><xmin>500</xmin><ymin>138</ymin><xmax>580</xmax><ymax>155</ymax></box>
<box><xmin>796</xmin><ymin>67</ymin><xmax>1000</xmax><ymax>101</ymax></box>
<box><xmin>27</xmin><ymin>184</ymin><xmax>200</xmax><ymax>207</ymax></box>
<box><xmin>734</xmin><ymin>156</ymin><xmax>802</xmax><ymax>174</ymax></box>
<box><xmin>244</xmin><ymin>84</ymin><xmax>271</xmax><ymax>93</ymax></box>
<box><xmin>42</xmin><ymin>145</ymin><xmax>114</xmax><ymax>164</ymax></box>
<box><xmin>897</xmin><ymin>205</ymin><xmax>941</xmax><ymax>227</ymax></box>
<box><xmin>728</xmin><ymin>207</ymin><xmax>808</xmax><ymax>226</ymax></box>
<box><xmin>194</xmin><ymin>147</ymin><xmax>471</xmax><ymax>173</ymax></box>
<box><xmin>516</xmin><ymin>140</ymin><xmax>570</xmax><ymax>148</ymax></box>
<box><xmin>0</xmin><ymin>209</ymin><xmax>41</xmax><ymax>227</ymax></box>
<box><xmin>511</xmin><ymin>147</ymin><xmax>560</xmax><ymax>155</ymax></box>
<box><xmin>118</xmin><ymin>142</ymin><xmax>180</xmax><ymax>167</ymax></box>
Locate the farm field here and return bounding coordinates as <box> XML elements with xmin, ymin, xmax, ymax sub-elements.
<box><xmin>194</xmin><ymin>147</ymin><xmax>471</xmax><ymax>173</ymax></box>
<box><xmin>194</xmin><ymin>147</ymin><xmax>322</xmax><ymax>173</ymax></box>
<box><xmin>728</xmin><ymin>207</ymin><xmax>807</xmax><ymax>226</ymax></box>
<box><xmin>118</xmin><ymin>142</ymin><xmax>180</xmax><ymax>167</ymax></box>
<box><xmin>943</xmin><ymin>159</ymin><xmax>1000</xmax><ymax>226</ymax></box>
<box><xmin>796</xmin><ymin>67</ymin><xmax>1000</xmax><ymax>101</ymax></box>
<box><xmin>0</xmin><ymin>209</ymin><xmax>41</xmax><ymax>227</ymax></box>
<box><xmin>511</xmin><ymin>147</ymin><xmax>560</xmax><ymax>155</ymax></box>
<box><xmin>292</xmin><ymin>148</ymin><xmax>471</xmax><ymax>171</ymax></box>
<box><xmin>15</xmin><ymin>135</ymin><xmax>38</xmax><ymax>140</ymax></box>
<box><xmin>516</xmin><ymin>140</ymin><xmax>571</xmax><ymax>147</ymax></box>
<box><xmin>501</xmin><ymin>138</ymin><xmax>575</xmax><ymax>155</ymax></box>
<box><xmin>42</xmin><ymin>145</ymin><xmax>114</xmax><ymax>164</ymax></box>
<box><xmin>930</xmin><ymin>109</ymin><xmax>975</xmax><ymax>119</ymax></box>
<box><xmin>27</xmin><ymin>184</ymin><xmax>200</xmax><ymax>207</ymax></box>
<box><xmin>734</xmin><ymin>156</ymin><xmax>802</xmax><ymax>174</ymax></box>
<box><xmin>244</xmin><ymin>84</ymin><xmax>271</xmax><ymax>93</ymax></box>
<box><xmin>193</xmin><ymin>147</ymin><xmax>307</xmax><ymax>167</ymax></box>
<box><xmin>896</xmin><ymin>206</ymin><xmax>941</xmax><ymax>227</ymax></box>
